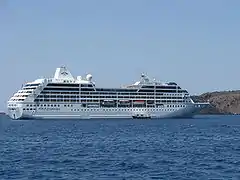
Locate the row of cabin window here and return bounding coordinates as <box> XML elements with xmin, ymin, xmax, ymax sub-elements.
<box><xmin>41</xmin><ymin>90</ymin><xmax>188</xmax><ymax>96</ymax></box>
<box><xmin>22</xmin><ymin>87</ymin><xmax>37</xmax><ymax>90</ymax></box>
<box><xmin>24</xmin><ymin>83</ymin><xmax>40</xmax><ymax>87</ymax></box>
<box><xmin>42</xmin><ymin>88</ymin><xmax>187</xmax><ymax>93</ymax></box>
<box><xmin>11</xmin><ymin>99</ymin><xmax>24</xmax><ymax>101</ymax></box>
<box><xmin>70</xmin><ymin>108</ymin><xmax>185</xmax><ymax>112</ymax></box>
<box><xmin>46</xmin><ymin>80</ymin><xmax>75</xmax><ymax>83</ymax></box>
<box><xmin>37</xmin><ymin>95</ymin><xmax>185</xmax><ymax>99</ymax></box>
<box><xmin>18</xmin><ymin>90</ymin><xmax>33</xmax><ymax>93</ymax></box>
<box><xmin>47</xmin><ymin>80</ymin><xmax>77</xmax><ymax>84</ymax></box>
<box><xmin>9</xmin><ymin>108</ymin><xmax>16</xmax><ymax>110</ymax></box>
<box><xmin>14</xmin><ymin>95</ymin><xmax>29</xmax><ymax>97</ymax></box>
<box><xmin>34</xmin><ymin>99</ymin><xmax>186</xmax><ymax>103</ymax></box>
<box><xmin>167</xmin><ymin>104</ymin><xmax>186</xmax><ymax>108</ymax></box>
<box><xmin>37</xmin><ymin>97</ymin><xmax>184</xmax><ymax>100</ymax></box>
<box><xmin>22</xmin><ymin>107</ymin><xmax>184</xmax><ymax>112</ymax></box>
<box><xmin>141</xmin><ymin>85</ymin><xmax>181</xmax><ymax>89</ymax></box>
<box><xmin>40</xmin><ymin>92</ymin><xmax>187</xmax><ymax>97</ymax></box>
<box><xmin>73</xmin><ymin>88</ymin><xmax>187</xmax><ymax>93</ymax></box>
<box><xmin>44</xmin><ymin>86</ymin><xmax>185</xmax><ymax>91</ymax></box>
<box><xmin>80</xmin><ymin>96</ymin><xmax>185</xmax><ymax>99</ymax></box>
<box><xmin>47</xmin><ymin>83</ymin><xmax>93</xmax><ymax>87</ymax></box>
<box><xmin>79</xmin><ymin>92</ymin><xmax>186</xmax><ymax>96</ymax></box>
<box><xmin>23</xmin><ymin>108</ymin><xmax>36</xmax><ymax>111</ymax></box>
<box><xmin>29</xmin><ymin>104</ymin><xmax>74</xmax><ymax>107</ymax></box>
<box><xmin>45</xmin><ymin>84</ymin><xmax>183</xmax><ymax>90</ymax></box>
<box><xmin>23</xmin><ymin>104</ymin><xmax>186</xmax><ymax>109</ymax></box>
<box><xmin>27</xmin><ymin>104</ymin><xmax>60</xmax><ymax>107</ymax></box>
<box><xmin>35</xmin><ymin>100</ymin><xmax>186</xmax><ymax>103</ymax></box>
<box><xmin>23</xmin><ymin>108</ymin><xmax>61</xmax><ymax>111</ymax></box>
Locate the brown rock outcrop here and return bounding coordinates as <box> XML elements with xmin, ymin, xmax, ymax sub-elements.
<box><xmin>191</xmin><ymin>91</ymin><xmax>240</xmax><ymax>114</ymax></box>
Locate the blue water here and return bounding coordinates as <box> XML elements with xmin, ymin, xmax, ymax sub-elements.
<box><xmin>0</xmin><ymin>115</ymin><xmax>240</xmax><ymax>180</ymax></box>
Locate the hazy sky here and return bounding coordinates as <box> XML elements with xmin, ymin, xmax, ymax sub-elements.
<box><xmin>1</xmin><ymin>0</ymin><xmax>240</xmax><ymax>111</ymax></box>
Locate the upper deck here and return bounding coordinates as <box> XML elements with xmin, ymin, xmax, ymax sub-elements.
<box><xmin>8</xmin><ymin>66</ymin><xmax>190</xmax><ymax>104</ymax></box>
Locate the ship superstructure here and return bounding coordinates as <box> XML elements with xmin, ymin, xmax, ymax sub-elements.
<box><xmin>7</xmin><ymin>66</ymin><xmax>209</xmax><ymax>119</ymax></box>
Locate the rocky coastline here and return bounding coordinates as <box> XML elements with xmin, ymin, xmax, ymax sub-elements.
<box><xmin>191</xmin><ymin>90</ymin><xmax>240</xmax><ymax>115</ymax></box>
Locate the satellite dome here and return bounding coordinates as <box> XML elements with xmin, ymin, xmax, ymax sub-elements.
<box><xmin>86</xmin><ymin>74</ymin><xmax>93</xmax><ymax>81</ymax></box>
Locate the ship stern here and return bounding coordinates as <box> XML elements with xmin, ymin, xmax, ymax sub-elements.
<box><xmin>183</xmin><ymin>102</ymin><xmax>210</xmax><ymax>118</ymax></box>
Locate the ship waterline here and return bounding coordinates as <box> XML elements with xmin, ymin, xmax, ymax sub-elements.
<box><xmin>7</xmin><ymin>66</ymin><xmax>209</xmax><ymax>120</ymax></box>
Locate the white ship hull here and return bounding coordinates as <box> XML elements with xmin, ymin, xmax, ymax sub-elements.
<box><xmin>7</xmin><ymin>103</ymin><xmax>209</xmax><ymax>120</ymax></box>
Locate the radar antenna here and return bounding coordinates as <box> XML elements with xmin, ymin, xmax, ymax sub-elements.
<box><xmin>140</xmin><ymin>73</ymin><xmax>150</xmax><ymax>83</ymax></box>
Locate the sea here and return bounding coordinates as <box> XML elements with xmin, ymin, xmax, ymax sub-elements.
<box><xmin>0</xmin><ymin>115</ymin><xmax>240</xmax><ymax>180</ymax></box>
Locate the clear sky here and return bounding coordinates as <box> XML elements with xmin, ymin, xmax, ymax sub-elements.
<box><xmin>0</xmin><ymin>0</ymin><xmax>240</xmax><ymax>111</ymax></box>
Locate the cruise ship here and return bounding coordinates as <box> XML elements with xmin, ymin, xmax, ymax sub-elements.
<box><xmin>7</xmin><ymin>66</ymin><xmax>209</xmax><ymax>120</ymax></box>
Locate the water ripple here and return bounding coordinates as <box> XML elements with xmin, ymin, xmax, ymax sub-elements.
<box><xmin>1</xmin><ymin>115</ymin><xmax>240</xmax><ymax>179</ymax></box>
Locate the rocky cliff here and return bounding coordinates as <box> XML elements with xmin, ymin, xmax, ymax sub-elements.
<box><xmin>191</xmin><ymin>91</ymin><xmax>240</xmax><ymax>114</ymax></box>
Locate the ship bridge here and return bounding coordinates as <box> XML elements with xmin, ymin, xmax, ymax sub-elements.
<box><xmin>126</xmin><ymin>73</ymin><xmax>170</xmax><ymax>88</ymax></box>
<box><xmin>50</xmin><ymin>66</ymin><xmax>95</xmax><ymax>85</ymax></box>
